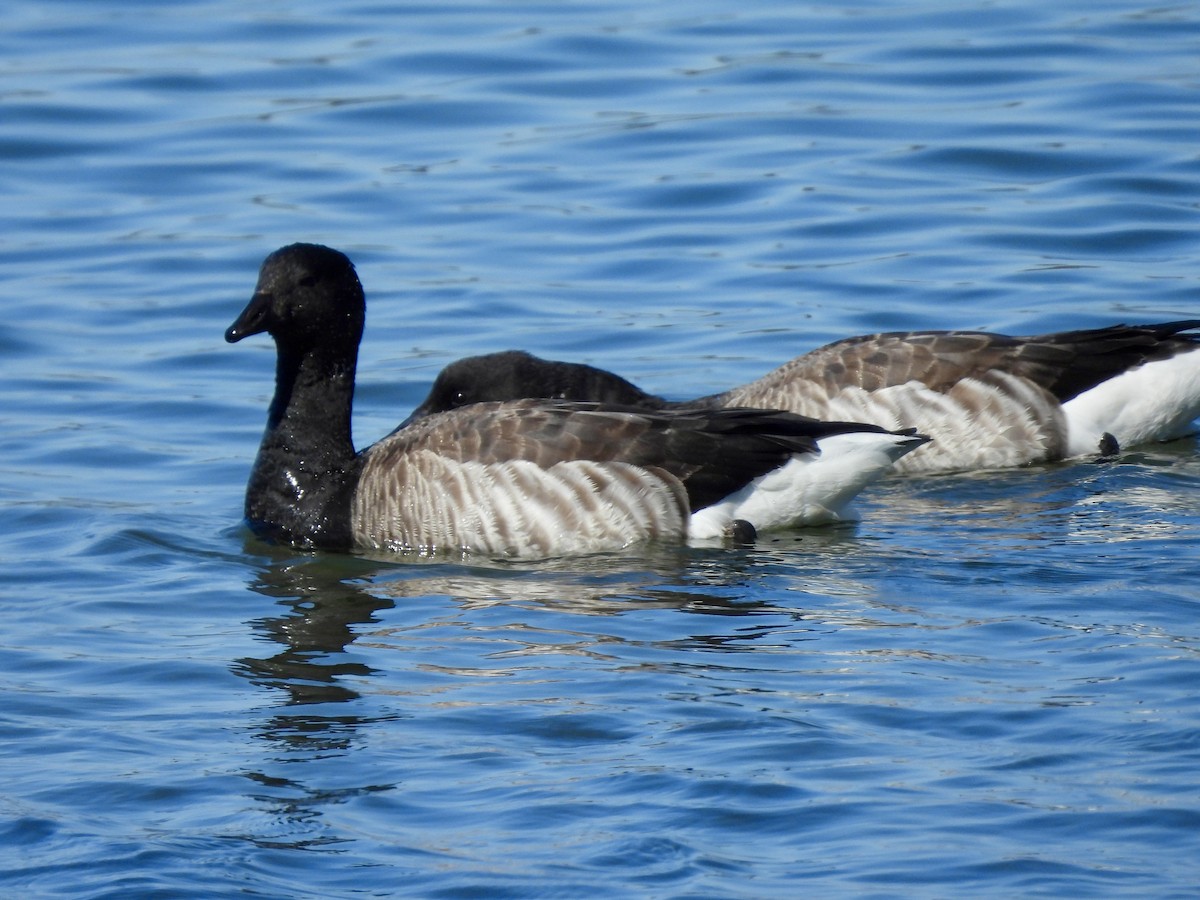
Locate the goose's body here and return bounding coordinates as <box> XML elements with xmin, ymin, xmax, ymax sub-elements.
<box><xmin>407</xmin><ymin>324</ymin><xmax>1200</xmax><ymax>475</ymax></box>
<box><xmin>354</xmin><ymin>401</ymin><xmax>923</xmax><ymax>555</ymax></box>
<box><xmin>226</xmin><ymin>244</ymin><xmax>926</xmax><ymax>558</ymax></box>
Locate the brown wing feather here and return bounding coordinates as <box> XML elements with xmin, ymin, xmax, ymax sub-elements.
<box><xmin>362</xmin><ymin>399</ymin><xmax>886</xmax><ymax>521</ymax></box>
<box><xmin>709</xmin><ymin>332</ymin><xmax>1023</xmax><ymax>405</ymax></box>
<box><xmin>707</xmin><ymin>321</ymin><xmax>1200</xmax><ymax>408</ymax></box>
<box><xmin>1000</xmin><ymin>321</ymin><xmax>1200</xmax><ymax>401</ymax></box>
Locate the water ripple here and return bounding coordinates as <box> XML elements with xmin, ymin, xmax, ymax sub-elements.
<box><xmin>3</xmin><ymin>0</ymin><xmax>1200</xmax><ymax>896</ymax></box>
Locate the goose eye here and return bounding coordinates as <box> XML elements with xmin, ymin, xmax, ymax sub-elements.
<box><xmin>453</xmin><ymin>391</ymin><xmax>468</xmax><ymax>407</ymax></box>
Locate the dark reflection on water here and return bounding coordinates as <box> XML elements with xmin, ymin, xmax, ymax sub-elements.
<box><xmin>237</xmin><ymin>558</ymin><xmax>393</xmax><ymax>698</ymax></box>
<box><xmin>234</xmin><ymin>551</ymin><xmax>401</xmax><ymax>764</ymax></box>
<box><xmin>230</xmin><ymin>551</ymin><xmax>406</xmax><ymax>855</ymax></box>
<box><xmin>228</xmin><ymin>534</ymin><xmax>864</xmax><ymax>765</ymax></box>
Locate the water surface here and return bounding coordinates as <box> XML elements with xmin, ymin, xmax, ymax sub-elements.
<box><xmin>3</xmin><ymin>0</ymin><xmax>1200</xmax><ymax>896</ymax></box>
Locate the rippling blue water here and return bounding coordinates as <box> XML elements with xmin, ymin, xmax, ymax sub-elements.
<box><xmin>3</xmin><ymin>0</ymin><xmax>1200</xmax><ymax>896</ymax></box>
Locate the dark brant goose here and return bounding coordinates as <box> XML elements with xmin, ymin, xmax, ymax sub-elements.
<box><xmin>226</xmin><ymin>244</ymin><xmax>928</xmax><ymax>558</ymax></box>
<box><xmin>405</xmin><ymin>323</ymin><xmax>1200</xmax><ymax>475</ymax></box>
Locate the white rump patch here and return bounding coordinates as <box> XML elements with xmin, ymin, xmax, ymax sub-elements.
<box><xmin>687</xmin><ymin>430</ymin><xmax>925</xmax><ymax>540</ymax></box>
<box><xmin>1063</xmin><ymin>351</ymin><xmax>1200</xmax><ymax>457</ymax></box>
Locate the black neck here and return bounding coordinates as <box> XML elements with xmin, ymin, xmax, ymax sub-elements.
<box><xmin>245</xmin><ymin>342</ymin><xmax>362</xmax><ymax>549</ymax></box>
<box><xmin>267</xmin><ymin>343</ymin><xmax>356</xmax><ymax>442</ymax></box>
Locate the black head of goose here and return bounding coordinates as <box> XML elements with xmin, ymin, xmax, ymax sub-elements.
<box><xmin>405</xmin><ymin>322</ymin><xmax>1200</xmax><ymax>475</ymax></box>
<box><xmin>226</xmin><ymin>243</ymin><xmax>928</xmax><ymax>558</ymax></box>
<box><xmin>399</xmin><ymin>350</ymin><xmax>667</xmax><ymax>427</ymax></box>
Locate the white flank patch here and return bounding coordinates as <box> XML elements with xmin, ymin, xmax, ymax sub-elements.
<box><xmin>1063</xmin><ymin>351</ymin><xmax>1200</xmax><ymax>457</ymax></box>
<box><xmin>686</xmin><ymin>431</ymin><xmax>926</xmax><ymax>541</ymax></box>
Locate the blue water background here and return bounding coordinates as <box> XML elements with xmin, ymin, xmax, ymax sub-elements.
<box><xmin>3</xmin><ymin>0</ymin><xmax>1200</xmax><ymax>896</ymax></box>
